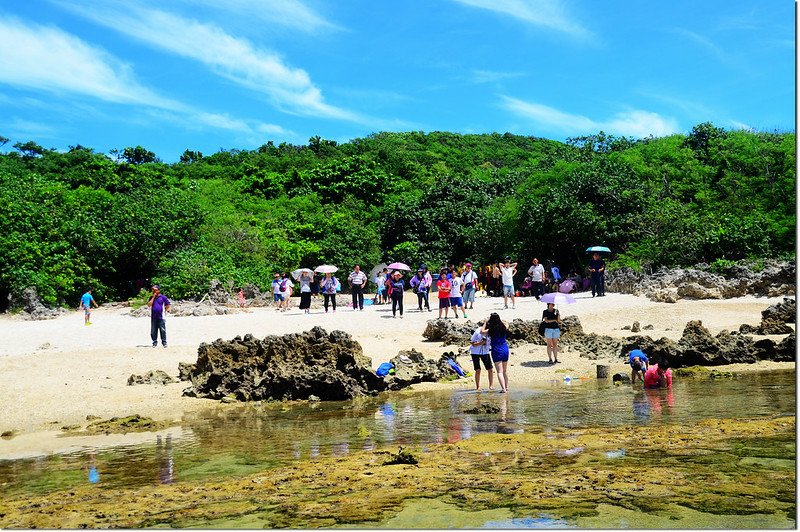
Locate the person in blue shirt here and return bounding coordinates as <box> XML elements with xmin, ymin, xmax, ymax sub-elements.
<box><xmin>629</xmin><ymin>348</ymin><xmax>649</xmax><ymax>384</ymax></box>
<box><xmin>78</xmin><ymin>289</ymin><xmax>98</xmax><ymax>325</ymax></box>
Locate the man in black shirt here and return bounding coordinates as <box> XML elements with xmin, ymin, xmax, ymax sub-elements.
<box><xmin>588</xmin><ymin>252</ymin><xmax>605</xmax><ymax>297</ymax></box>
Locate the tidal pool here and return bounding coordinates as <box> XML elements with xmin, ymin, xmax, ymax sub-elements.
<box><xmin>0</xmin><ymin>369</ymin><xmax>795</xmax><ymax>528</ymax></box>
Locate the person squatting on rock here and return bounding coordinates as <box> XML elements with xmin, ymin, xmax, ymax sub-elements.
<box><xmin>470</xmin><ymin>324</ymin><xmax>494</xmax><ymax>390</ymax></box>
<box><xmin>542</xmin><ymin>302</ymin><xmax>561</xmax><ymax>363</ymax></box>
<box><xmin>628</xmin><ymin>348</ymin><xmax>649</xmax><ymax>384</ymax></box>
<box><xmin>481</xmin><ymin>312</ymin><xmax>510</xmax><ymax>393</ymax></box>
<box><xmin>148</xmin><ymin>284</ymin><xmax>170</xmax><ymax>348</ymax></box>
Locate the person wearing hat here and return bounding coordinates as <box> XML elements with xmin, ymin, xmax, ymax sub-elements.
<box><xmin>147</xmin><ymin>284</ymin><xmax>171</xmax><ymax>348</ymax></box>
<box><xmin>461</xmin><ymin>263</ymin><xmax>478</xmax><ymax>310</ymax></box>
<box><xmin>388</xmin><ymin>270</ymin><xmax>406</xmax><ymax>318</ymax></box>
<box><xmin>409</xmin><ymin>266</ymin><xmax>433</xmax><ymax>312</ymax></box>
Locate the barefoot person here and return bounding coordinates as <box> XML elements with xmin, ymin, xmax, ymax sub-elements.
<box><xmin>542</xmin><ymin>302</ymin><xmax>561</xmax><ymax>363</ymax></box>
<box><xmin>629</xmin><ymin>348</ymin><xmax>650</xmax><ymax>384</ymax></box>
<box><xmin>78</xmin><ymin>289</ymin><xmax>98</xmax><ymax>325</ymax></box>
<box><xmin>644</xmin><ymin>359</ymin><xmax>673</xmax><ymax>389</ymax></box>
<box><xmin>470</xmin><ymin>325</ymin><xmax>494</xmax><ymax>390</ymax></box>
<box><xmin>481</xmin><ymin>313</ymin><xmax>510</xmax><ymax>393</ymax></box>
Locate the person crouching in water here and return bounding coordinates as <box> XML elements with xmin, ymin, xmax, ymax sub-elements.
<box><xmin>481</xmin><ymin>313</ymin><xmax>510</xmax><ymax>393</ymax></box>
<box><xmin>628</xmin><ymin>348</ymin><xmax>650</xmax><ymax>384</ymax></box>
<box><xmin>470</xmin><ymin>324</ymin><xmax>494</xmax><ymax>390</ymax></box>
<box><xmin>644</xmin><ymin>358</ymin><xmax>673</xmax><ymax>389</ymax></box>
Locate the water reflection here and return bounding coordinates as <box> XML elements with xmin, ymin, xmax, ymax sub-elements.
<box><xmin>0</xmin><ymin>370</ymin><xmax>794</xmax><ymax>495</ymax></box>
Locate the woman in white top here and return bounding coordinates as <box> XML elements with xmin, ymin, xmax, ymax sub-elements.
<box><xmin>494</xmin><ymin>259</ymin><xmax>518</xmax><ymax>309</ymax></box>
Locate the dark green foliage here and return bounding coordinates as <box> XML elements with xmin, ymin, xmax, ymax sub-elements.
<box><xmin>0</xmin><ymin>125</ymin><xmax>794</xmax><ymax>308</ymax></box>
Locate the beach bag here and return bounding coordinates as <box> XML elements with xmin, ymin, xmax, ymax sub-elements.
<box><xmin>446</xmin><ymin>358</ymin><xmax>466</xmax><ymax>377</ymax></box>
<box><xmin>335</xmin><ymin>278</ymin><xmax>341</xmax><ymax>292</ymax></box>
<box><xmin>376</xmin><ymin>362</ymin><xmax>394</xmax><ymax>378</ymax></box>
<box><xmin>538</xmin><ymin>321</ymin><xmax>546</xmax><ymax>336</ymax></box>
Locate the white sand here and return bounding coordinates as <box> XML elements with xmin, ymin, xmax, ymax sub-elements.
<box><xmin>0</xmin><ymin>292</ymin><xmax>792</xmax><ymax>457</ymax></box>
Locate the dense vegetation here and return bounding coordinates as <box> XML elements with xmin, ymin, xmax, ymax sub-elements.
<box><xmin>0</xmin><ymin>123</ymin><xmax>794</xmax><ymax>309</ymax></box>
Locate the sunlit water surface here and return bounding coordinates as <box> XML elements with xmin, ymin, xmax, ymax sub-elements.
<box><xmin>1</xmin><ymin>369</ymin><xmax>795</xmax><ymax>528</ymax></box>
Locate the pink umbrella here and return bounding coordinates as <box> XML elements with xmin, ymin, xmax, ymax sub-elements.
<box><xmin>559</xmin><ymin>279</ymin><xmax>575</xmax><ymax>293</ymax></box>
<box><xmin>386</xmin><ymin>262</ymin><xmax>411</xmax><ymax>271</ymax></box>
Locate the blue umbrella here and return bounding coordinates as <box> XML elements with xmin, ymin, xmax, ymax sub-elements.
<box><xmin>586</xmin><ymin>246</ymin><xmax>611</xmax><ymax>253</ymax></box>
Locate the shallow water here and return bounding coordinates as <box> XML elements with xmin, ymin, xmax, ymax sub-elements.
<box><xmin>0</xmin><ymin>370</ymin><xmax>795</xmax><ymax>528</ymax></box>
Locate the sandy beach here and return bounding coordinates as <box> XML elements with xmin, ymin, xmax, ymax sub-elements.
<box><xmin>0</xmin><ymin>291</ymin><xmax>793</xmax><ymax>457</ymax></box>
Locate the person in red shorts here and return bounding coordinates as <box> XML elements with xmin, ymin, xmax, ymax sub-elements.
<box><xmin>436</xmin><ymin>268</ymin><xmax>451</xmax><ymax>319</ymax></box>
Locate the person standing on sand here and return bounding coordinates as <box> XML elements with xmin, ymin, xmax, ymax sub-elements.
<box><xmin>527</xmin><ymin>258</ymin><xmax>546</xmax><ymax>301</ymax></box>
<box><xmin>495</xmin><ymin>258</ymin><xmax>518</xmax><ymax>309</ymax></box>
<box><xmin>320</xmin><ymin>272</ymin><xmax>338</xmax><ymax>313</ymax></box>
<box><xmin>469</xmin><ymin>325</ymin><xmax>494</xmax><ymax>391</ymax></box>
<box><xmin>436</xmin><ymin>268</ymin><xmax>452</xmax><ymax>319</ymax></box>
<box><xmin>279</xmin><ymin>273</ymin><xmax>293</xmax><ymax>312</ymax></box>
<box><xmin>147</xmin><ymin>284</ymin><xmax>170</xmax><ymax>348</ymax></box>
<box><xmin>542</xmin><ymin>302</ymin><xmax>561</xmax><ymax>364</ymax></box>
<box><xmin>449</xmin><ymin>271</ymin><xmax>466</xmax><ymax>318</ymax></box>
<box><xmin>348</xmin><ymin>265</ymin><xmax>367</xmax><ymax>311</ymax></box>
<box><xmin>410</xmin><ymin>267</ymin><xmax>432</xmax><ymax>312</ymax></box>
<box><xmin>237</xmin><ymin>288</ymin><xmax>245</xmax><ymax>308</ymax></box>
<box><xmin>298</xmin><ymin>271</ymin><xmax>312</xmax><ymax>314</ymax></box>
<box><xmin>589</xmin><ymin>252</ymin><xmax>606</xmax><ymax>297</ymax></box>
<box><xmin>461</xmin><ymin>263</ymin><xmax>478</xmax><ymax>310</ymax></box>
<box><xmin>271</xmin><ymin>273</ymin><xmax>284</xmax><ymax>309</ymax></box>
<box><xmin>481</xmin><ymin>313</ymin><xmax>510</xmax><ymax>393</ymax></box>
<box><xmin>79</xmin><ymin>289</ymin><xmax>98</xmax><ymax>325</ymax></box>
<box><xmin>388</xmin><ymin>270</ymin><xmax>406</xmax><ymax>318</ymax></box>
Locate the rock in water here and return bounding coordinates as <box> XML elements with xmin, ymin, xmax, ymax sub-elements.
<box><xmin>182</xmin><ymin>327</ymin><xmax>386</xmax><ymax>401</ymax></box>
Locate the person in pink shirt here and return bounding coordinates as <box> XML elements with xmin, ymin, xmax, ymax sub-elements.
<box><xmin>644</xmin><ymin>359</ymin><xmax>673</xmax><ymax>389</ymax></box>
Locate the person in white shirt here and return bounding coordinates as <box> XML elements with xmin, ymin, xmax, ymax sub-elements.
<box><xmin>461</xmin><ymin>263</ymin><xmax>478</xmax><ymax>310</ymax></box>
<box><xmin>449</xmin><ymin>273</ymin><xmax>466</xmax><ymax>318</ymax></box>
<box><xmin>469</xmin><ymin>326</ymin><xmax>494</xmax><ymax>390</ymax></box>
<box><xmin>527</xmin><ymin>258</ymin><xmax>546</xmax><ymax>301</ymax></box>
<box><xmin>348</xmin><ymin>265</ymin><xmax>368</xmax><ymax>310</ymax></box>
<box><xmin>494</xmin><ymin>258</ymin><xmax>518</xmax><ymax>309</ymax></box>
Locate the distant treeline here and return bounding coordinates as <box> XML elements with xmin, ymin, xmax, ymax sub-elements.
<box><xmin>0</xmin><ymin>123</ymin><xmax>794</xmax><ymax>309</ymax></box>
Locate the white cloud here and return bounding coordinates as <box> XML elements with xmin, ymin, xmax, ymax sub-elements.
<box><xmin>0</xmin><ymin>15</ymin><xmax>179</xmax><ymax>109</ymax></box>
<box><xmin>58</xmin><ymin>2</ymin><xmax>362</xmax><ymax>122</ymax></box>
<box><xmin>0</xmin><ymin>15</ymin><xmax>290</xmax><ymax>140</ymax></box>
<box><xmin>471</xmin><ymin>69</ymin><xmax>524</xmax><ymax>84</ymax></box>
<box><xmin>182</xmin><ymin>0</ymin><xmax>341</xmax><ymax>33</ymax></box>
<box><xmin>500</xmin><ymin>96</ymin><xmax>679</xmax><ymax>138</ymax></box>
<box><xmin>451</xmin><ymin>0</ymin><xmax>591</xmax><ymax>39</ymax></box>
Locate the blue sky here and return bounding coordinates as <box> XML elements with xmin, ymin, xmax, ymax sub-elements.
<box><xmin>0</xmin><ymin>0</ymin><xmax>794</xmax><ymax>162</ymax></box>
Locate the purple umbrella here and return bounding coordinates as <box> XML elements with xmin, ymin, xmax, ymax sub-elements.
<box><xmin>559</xmin><ymin>279</ymin><xmax>575</xmax><ymax>293</ymax></box>
<box><xmin>541</xmin><ymin>292</ymin><xmax>576</xmax><ymax>305</ymax></box>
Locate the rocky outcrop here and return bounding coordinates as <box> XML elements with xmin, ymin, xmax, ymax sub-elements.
<box><xmin>127</xmin><ymin>370</ymin><xmax>176</xmax><ymax>386</ymax></box>
<box><xmin>13</xmin><ymin>287</ymin><xmax>64</xmax><ymax>320</ymax></box>
<box><xmin>738</xmin><ymin>297</ymin><xmax>795</xmax><ymax>335</ymax></box>
<box><xmin>182</xmin><ymin>327</ymin><xmax>386</xmax><ymax>401</ymax></box>
<box><xmin>382</xmin><ymin>349</ymin><xmax>452</xmax><ymax>390</ymax></box>
<box><xmin>606</xmin><ymin>260</ymin><xmax>795</xmax><ymax>302</ymax></box>
<box><xmin>422</xmin><ymin>316</ymin><xmax>583</xmax><ymax>347</ymax></box>
<box><xmin>422</xmin><ymin>318</ymin><xmax>477</xmax><ymax>346</ymax></box>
